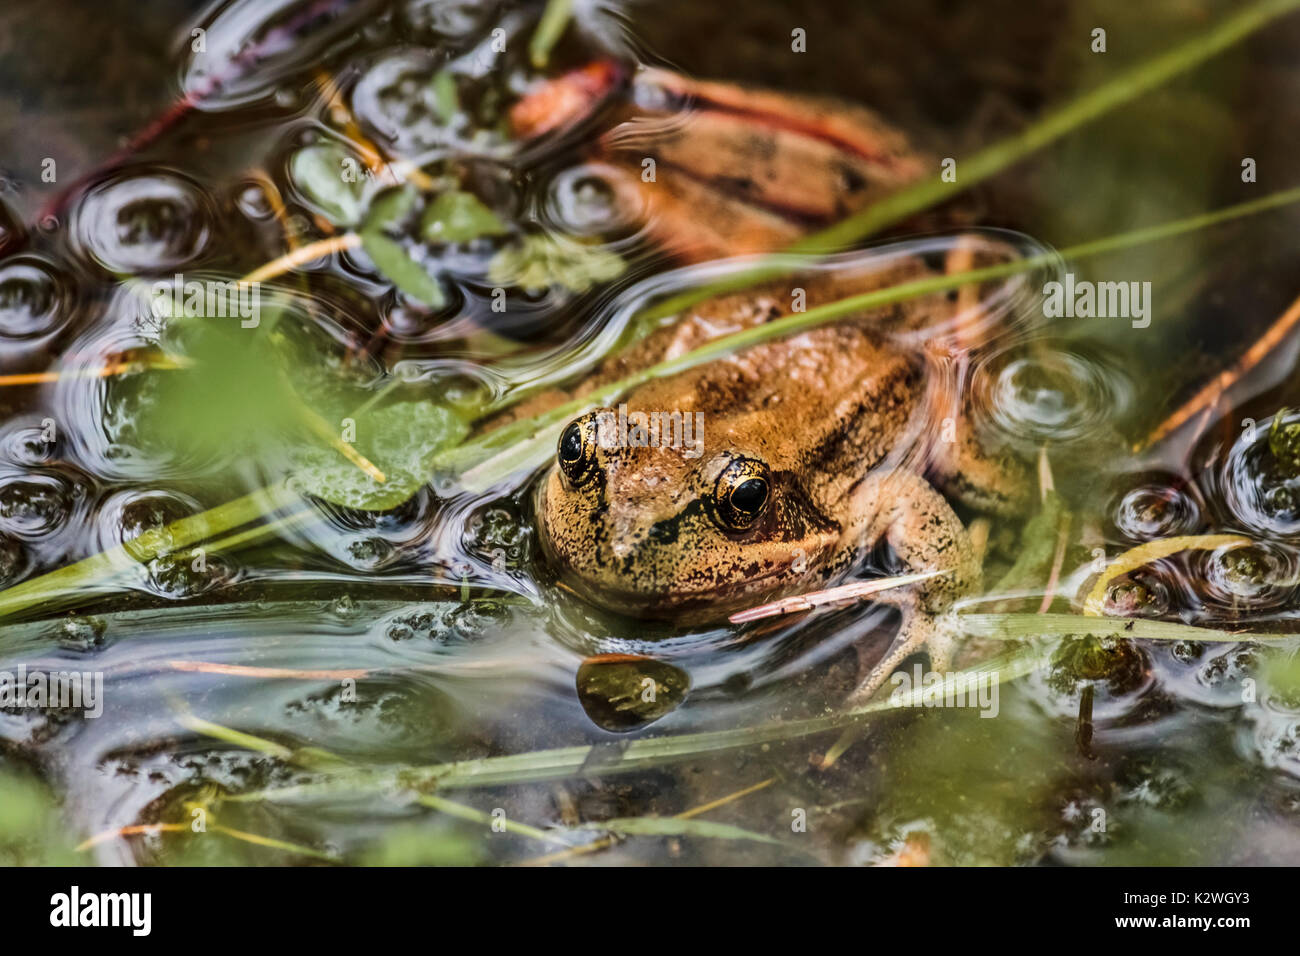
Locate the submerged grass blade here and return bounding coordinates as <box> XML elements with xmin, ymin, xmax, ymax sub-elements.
<box><xmin>416</xmin><ymin>794</ymin><xmax>571</xmax><ymax>849</ymax></box>
<box><xmin>228</xmin><ymin>643</ymin><xmax>1052</xmax><ymax>801</ymax></box>
<box><xmin>181</xmin><ymin>711</ymin><xmax>570</xmax><ymax>850</ymax></box>
<box><xmin>225</xmin><ymin>607</ymin><xmax>1296</xmax><ymax>805</ymax></box>
<box><xmin>177</xmin><ymin>714</ymin><xmax>294</xmax><ymax>761</ymax></box>
<box><xmin>959</xmin><ymin>612</ymin><xmax>1296</xmax><ymax>643</ymax></box>
<box><xmin>522</xmin><ymin>777</ymin><xmax>776</xmax><ymax>865</ymax></box>
<box><xmin>210</xmin><ymin>824</ymin><xmax>340</xmax><ymax>862</ymax></box>
<box><xmin>570</xmin><ymin>816</ymin><xmax>780</xmax><ymax>845</ymax></box>
<box><xmin>0</xmin><ymin>486</ymin><xmax>296</xmax><ymax>621</ymax></box>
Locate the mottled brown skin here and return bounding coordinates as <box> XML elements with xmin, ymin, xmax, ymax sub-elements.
<box><xmin>533</xmin><ymin>258</ymin><xmax>1029</xmax><ymax>703</ymax></box>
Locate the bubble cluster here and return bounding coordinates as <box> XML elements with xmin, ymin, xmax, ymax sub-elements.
<box><xmin>0</xmin><ymin>470</ymin><xmax>82</xmax><ymax>541</ymax></box>
<box><xmin>1101</xmin><ymin>572</ymin><xmax>1175</xmax><ymax>619</ymax></box>
<box><xmin>145</xmin><ymin>551</ymin><xmax>234</xmax><ymax>600</ymax></box>
<box><xmin>0</xmin><ymin>419</ymin><xmax>60</xmax><ymax>467</ymax></box>
<box><xmin>541</xmin><ymin>163</ymin><xmax>643</xmax><ymax>238</ymax></box>
<box><xmin>0</xmin><ymin>532</ymin><xmax>27</xmax><ymax>586</ymax></box>
<box><xmin>400</xmin><ymin>0</ymin><xmax>498</xmax><ymax>38</ymax></box>
<box><xmin>352</xmin><ymin>49</ymin><xmax>462</xmax><ymax>155</ymax></box>
<box><xmin>92</xmin><ymin>488</ymin><xmax>202</xmax><ymax>552</ymax></box>
<box><xmin>182</xmin><ymin>0</ymin><xmax>376</xmax><ymax>111</ymax></box>
<box><xmin>464</xmin><ymin>503</ymin><xmax>533</xmax><ymax>572</ymax></box>
<box><xmin>1024</xmin><ymin>633</ymin><xmax>1155</xmax><ymax>726</ymax></box>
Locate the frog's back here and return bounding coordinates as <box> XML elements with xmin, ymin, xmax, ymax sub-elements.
<box><xmin>585</xmin><ymin>256</ymin><xmax>936</xmax><ymax>388</ymax></box>
<box><xmin>620</xmin><ymin>320</ymin><xmax>923</xmax><ymax>506</ymax></box>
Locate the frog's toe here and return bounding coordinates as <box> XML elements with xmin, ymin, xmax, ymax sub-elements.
<box><xmin>846</xmin><ymin>607</ymin><xmax>964</xmax><ymax>709</ymax></box>
<box><xmin>846</xmin><ymin>603</ymin><xmax>934</xmax><ymax>709</ymax></box>
<box><xmin>924</xmin><ymin>612</ymin><xmax>962</xmax><ymax>674</ymax></box>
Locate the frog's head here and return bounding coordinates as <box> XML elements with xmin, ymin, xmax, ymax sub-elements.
<box><xmin>538</xmin><ymin>406</ymin><xmax>841</xmax><ymax>622</ymax></box>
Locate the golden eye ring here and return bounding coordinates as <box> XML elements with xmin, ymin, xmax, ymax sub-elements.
<box><xmin>711</xmin><ymin>457</ymin><xmax>771</xmax><ymax>531</ymax></box>
<box><xmin>556</xmin><ymin>413</ymin><xmax>600</xmax><ymax>488</ymax></box>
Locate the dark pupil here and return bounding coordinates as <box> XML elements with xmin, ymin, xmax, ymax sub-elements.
<box><xmin>560</xmin><ymin>424</ymin><xmax>584</xmax><ymax>463</ymax></box>
<box><xmin>730</xmin><ymin>477</ymin><xmax>768</xmax><ymax>513</ymax></box>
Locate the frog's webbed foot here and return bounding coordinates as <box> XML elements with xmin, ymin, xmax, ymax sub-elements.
<box><xmin>846</xmin><ymin>602</ymin><xmax>964</xmax><ymax>708</ymax></box>
<box><xmin>841</xmin><ymin>471</ymin><xmax>977</xmax><ymax>708</ymax></box>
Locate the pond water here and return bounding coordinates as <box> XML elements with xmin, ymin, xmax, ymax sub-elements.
<box><xmin>2</xmin><ymin>0</ymin><xmax>1300</xmax><ymax>865</ymax></box>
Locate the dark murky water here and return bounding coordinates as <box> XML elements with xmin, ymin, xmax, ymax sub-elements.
<box><xmin>2</xmin><ymin>0</ymin><xmax>1300</xmax><ymax>865</ymax></box>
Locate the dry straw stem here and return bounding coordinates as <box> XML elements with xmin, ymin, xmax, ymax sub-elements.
<box><xmin>240</xmin><ymin>233</ymin><xmax>361</xmax><ymax>284</ymax></box>
<box><xmin>1141</xmin><ymin>291</ymin><xmax>1300</xmax><ymax>450</ymax></box>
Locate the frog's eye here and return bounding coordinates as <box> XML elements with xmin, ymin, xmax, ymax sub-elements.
<box><xmin>557</xmin><ymin>415</ymin><xmax>600</xmax><ymax>488</ymax></box>
<box><xmin>710</xmin><ymin>457</ymin><xmax>771</xmax><ymax>531</ymax></box>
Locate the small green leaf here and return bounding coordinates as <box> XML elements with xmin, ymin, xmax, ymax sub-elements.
<box><xmin>488</xmin><ymin>234</ymin><xmax>625</xmax><ymax>294</ymax></box>
<box><xmin>420</xmin><ymin>190</ymin><xmax>508</xmax><ymax>244</ymax></box>
<box><xmin>288</xmin><ymin>401</ymin><xmax>469</xmax><ymax>510</ymax></box>
<box><xmin>430</xmin><ymin>69</ymin><xmax>459</xmax><ymax>125</ymax></box>
<box><xmin>290</xmin><ymin>143</ymin><xmax>366</xmax><ymax>226</ymax></box>
<box><xmin>362</xmin><ymin>186</ymin><xmax>420</xmax><ymax>235</ymax></box>
<box><xmin>360</xmin><ymin>187</ymin><xmax>444</xmax><ymax>307</ymax></box>
<box><xmin>360</xmin><ymin>233</ymin><xmax>445</xmax><ymax>308</ymax></box>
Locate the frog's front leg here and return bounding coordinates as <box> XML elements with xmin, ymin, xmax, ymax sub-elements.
<box><xmin>839</xmin><ymin>470</ymin><xmax>979</xmax><ymax>709</ymax></box>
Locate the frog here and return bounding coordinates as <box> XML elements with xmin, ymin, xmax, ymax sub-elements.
<box><xmin>531</xmin><ymin>247</ymin><xmax>1031</xmax><ymax>706</ymax></box>
<box><xmin>501</xmin><ymin>61</ymin><xmax>1028</xmax><ymax>703</ymax></box>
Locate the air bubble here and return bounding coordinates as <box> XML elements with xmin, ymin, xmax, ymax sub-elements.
<box><xmin>71</xmin><ymin>170</ymin><xmax>213</xmax><ymax>274</ymax></box>
<box><xmin>0</xmin><ymin>257</ymin><xmax>70</xmax><ymax>340</ymax></box>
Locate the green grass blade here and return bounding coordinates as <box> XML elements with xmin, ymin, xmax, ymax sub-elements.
<box><xmin>0</xmin><ymin>487</ymin><xmax>295</xmax><ymax>621</ymax></box>
<box><xmin>574</xmin><ymin>816</ymin><xmax>780</xmax><ymax>845</ymax></box>
<box><xmin>530</xmin><ymin>0</ymin><xmax>575</xmax><ymax>69</ymax></box>
<box><xmin>959</xmin><ymin>612</ymin><xmax>1299</xmax><ymax>643</ymax></box>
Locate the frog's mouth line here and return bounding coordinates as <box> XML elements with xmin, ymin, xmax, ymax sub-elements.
<box><xmin>548</xmin><ymin>547</ymin><xmax>828</xmax><ymax>621</ymax></box>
